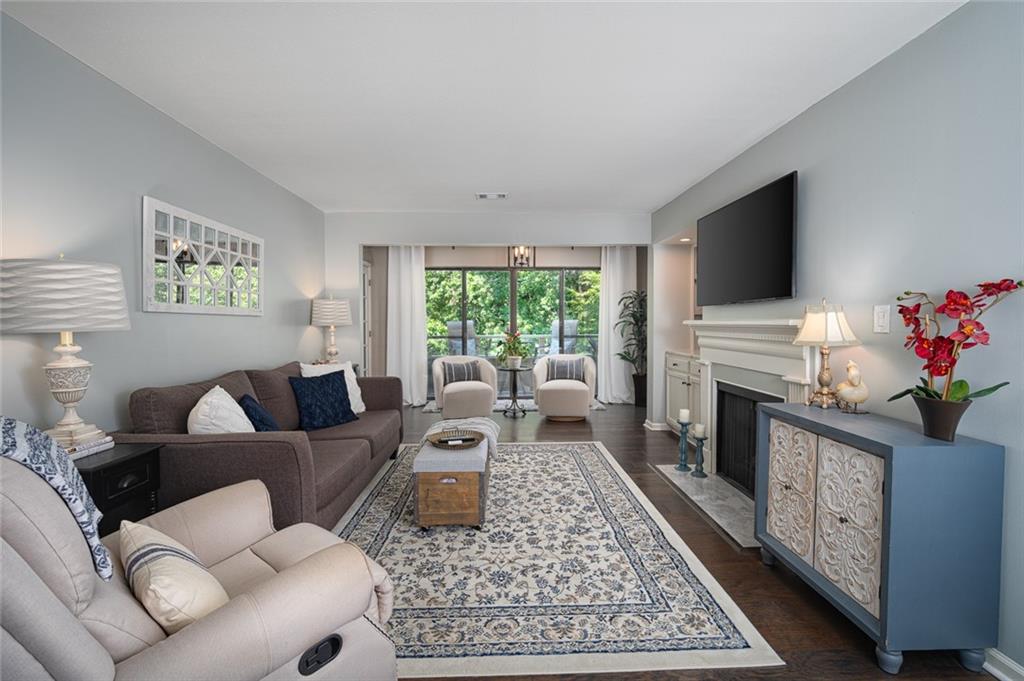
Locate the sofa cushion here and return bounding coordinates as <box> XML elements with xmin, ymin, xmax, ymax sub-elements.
<box><xmin>187</xmin><ymin>386</ymin><xmax>255</xmax><ymax>435</ymax></box>
<box><xmin>130</xmin><ymin>370</ymin><xmax>256</xmax><ymax>434</ymax></box>
<box><xmin>310</xmin><ymin>439</ymin><xmax>371</xmax><ymax>508</ymax></box>
<box><xmin>306</xmin><ymin>410</ymin><xmax>402</xmax><ymax>459</ymax></box>
<box><xmin>289</xmin><ymin>372</ymin><xmax>358</xmax><ymax>431</ymax></box>
<box><xmin>246</xmin><ymin>363</ymin><xmax>301</xmax><ymax>431</ymax></box>
<box><xmin>238</xmin><ymin>394</ymin><xmax>280</xmax><ymax>432</ymax></box>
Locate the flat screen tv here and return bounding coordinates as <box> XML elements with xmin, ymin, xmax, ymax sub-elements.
<box><xmin>696</xmin><ymin>171</ymin><xmax>796</xmax><ymax>306</ymax></box>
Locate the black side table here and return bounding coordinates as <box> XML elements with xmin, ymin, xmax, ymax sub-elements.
<box><xmin>498</xmin><ymin>366</ymin><xmax>532</xmax><ymax>418</ymax></box>
<box><xmin>76</xmin><ymin>443</ymin><xmax>162</xmax><ymax>536</ymax></box>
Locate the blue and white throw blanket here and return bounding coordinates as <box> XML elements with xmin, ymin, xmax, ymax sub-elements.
<box><xmin>1</xmin><ymin>417</ymin><xmax>113</xmax><ymax>580</ymax></box>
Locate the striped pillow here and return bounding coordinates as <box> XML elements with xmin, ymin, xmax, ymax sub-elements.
<box><xmin>120</xmin><ymin>521</ymin><xmax>229</xmax><ymax>634</ymax></box>
<box><xmin>443</xmin><ymin>360</ymin><xmax>482</xmax><ymax>385</ymax></box>
<box><xmin>547</xmin><ymin>357</ymin><xmax>586</xmax><ymax>382</ymax></box>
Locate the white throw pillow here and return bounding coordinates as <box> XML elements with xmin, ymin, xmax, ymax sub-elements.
<box><xmin>300</xmin><ymin>361</ymin><xmax>366</xmax><ymax>414</ymax></box>
<box><xmin>120</xmin><ymin>521</ymin><xmax>229</xmax><ymax>634</ymax></box>
<box><xmin>187</xmin><ymin>385</ymin><xmax>255</xmax><ymax>434</ymax></box>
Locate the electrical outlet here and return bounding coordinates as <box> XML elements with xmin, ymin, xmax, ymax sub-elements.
<box><xmin>873</xmin><ymin>305</ymin><xmax>891</xmax><ymax>333</ymax></box>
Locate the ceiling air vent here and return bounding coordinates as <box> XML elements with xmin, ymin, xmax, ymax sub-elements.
<box><xmin>475</xmin><ymin>192</ymin><xmax>508</xmax><ymax>200</ymax></box>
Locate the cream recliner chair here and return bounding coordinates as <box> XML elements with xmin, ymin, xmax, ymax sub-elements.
<box><xmin>533</xmin><ymin>354</ymin><xmax>597</xmax><ymax>421</ymax></box>
<box><xmin>432</xmin><ymin>355</ymin><xmax>497</xmax><ymax>418</ymax></box>
<box><xmin>0</xmin><ymin>458</ymin><xmax>396</xmax><ymax>681</ymax></box>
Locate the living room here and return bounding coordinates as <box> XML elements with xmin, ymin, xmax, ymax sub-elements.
<box><xmin>1</xmin><ymin>2</ymin><xmax>1021</xmax><ymax>681</ymax></box>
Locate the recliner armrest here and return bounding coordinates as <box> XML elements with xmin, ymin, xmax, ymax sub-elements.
<box><xmin>114</xmin><ymin>543</ymin><xmax>374</xmax><ymax>681</ymax></box>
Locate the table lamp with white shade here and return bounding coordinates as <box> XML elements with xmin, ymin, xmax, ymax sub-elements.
<box><xmin>311</xmin><ymin>297</ymin><xmax>352</xmax><ymax>363</ymax></box>
<box><xmin>0</xmin><ymin>258</ymin><xmax>130</xmax><ymax>446</ymax></box>
<box><xmin>792</xmin><ymin>299</ymin><xmax>860</xmax><ymax>409</ymax></box>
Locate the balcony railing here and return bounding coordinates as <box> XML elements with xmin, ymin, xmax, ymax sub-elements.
<box><xmin>427</xmin><ymin>333</ymin><xmax>597</xmax><ymax>399</ymax></box>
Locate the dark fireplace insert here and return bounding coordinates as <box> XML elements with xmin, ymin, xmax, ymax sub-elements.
<box><xmin>715</xmin><ymin>382</ymin><xmax>783</xmax><ymax>498</ymax></box>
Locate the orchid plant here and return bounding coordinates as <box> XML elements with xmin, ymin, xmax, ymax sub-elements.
<box><xmin>495</xmin><ymin>329</ymin><xmax>529</xmax><ymax>364</ymax></box>
<box><xmin>889</xmin><ymin>278</ymin><xmax>1022</xmax><ymax>403</ymax></box>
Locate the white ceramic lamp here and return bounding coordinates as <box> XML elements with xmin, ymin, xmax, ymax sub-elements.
<box><xmin>793</xmin><ymin>299</ymin><xmax>860</xmax><ymax>409</ymax></box>
<box><xmin>311</xmin><ymin>297</ymin><xmax>352</xmax><ymax>363</ymax></box>
<box><xmin>0</xmin><ymin>258</ymin><xmax>130</xmax><ymax>446</ymax></box>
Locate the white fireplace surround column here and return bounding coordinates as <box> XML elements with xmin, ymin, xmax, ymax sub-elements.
<box><xmin>683</xmin><ymin>319</ymin><xmax>815</xmax><ymax>474</ymax></box>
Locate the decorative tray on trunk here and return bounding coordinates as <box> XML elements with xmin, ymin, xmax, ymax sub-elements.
<box><xmin>425</xmin><ymin>430</ymin><xmax>485</xmax><ymax>450</ymax></box>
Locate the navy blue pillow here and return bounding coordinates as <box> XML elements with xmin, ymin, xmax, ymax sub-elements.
<box><xmin>288</xmin><ymin>371</ymin><xmax>358</xmax><ymax>431</ymax></box>
<box><xmin>238</xmin><ymin>394</ymin><xmax>280</xmax><ymax>432</ymax></box>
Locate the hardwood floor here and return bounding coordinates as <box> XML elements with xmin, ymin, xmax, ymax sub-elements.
<box><xmin>401</xmin><ymin>405</ymin><xmax>987</xmax><ymax>681</ymax></box>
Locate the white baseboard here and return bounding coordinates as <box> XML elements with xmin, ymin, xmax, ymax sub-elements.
<box><xmin>986</xmin><ymin>649</ymin><xmax>1024</xmax><ymax>681</ymax></box>
<box><xmin>643</xmin><ymin>419</ymin><xmax>671</xmax><ymax>431</ymax></box>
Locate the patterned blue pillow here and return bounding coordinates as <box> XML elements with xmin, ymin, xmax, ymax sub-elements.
<box><xmin>238</xmin><ymin>394</ymin><xmax>280</xmax><ymax>432</ymax></box>
<box><xmin>288</xmin><ymin>371</ymin><xmax>358</xmax><ymax>431</ymax></box>
<box><xmin>547</xmin><ymin>357</ymin><xmax>586</xmax><ymax>382</ymax></box>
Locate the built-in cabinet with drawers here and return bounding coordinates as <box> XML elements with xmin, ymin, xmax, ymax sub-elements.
<box><xmin>665</xmin><ymin>351</ymin><xmax>701</xmax><ymax>444</ymax></box>
<box><xmin>756</xmin><ymin>403</ymin><xmax>1004</xmax><ymax>675</ymax></box>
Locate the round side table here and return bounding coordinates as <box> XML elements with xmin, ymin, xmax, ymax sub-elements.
<box><xmin>497</xmin><ymin>366</ymin><xmax>532</xmax><ymax>418</ymax></box>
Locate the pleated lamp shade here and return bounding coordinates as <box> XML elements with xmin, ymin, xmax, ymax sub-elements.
<box><xmin>311</xmin><ymin>298</ymin><xmax>352</xmax><ymax>327</ymax></box>
<box><xmin>0</xmin><ymin>259</ymin><xmax>130</xmax><ymax>333</ymax></box>
<box><xmin>793</xmin><ymin>301</ymin><xmax>859</xmax><ymax>347</ymax></box>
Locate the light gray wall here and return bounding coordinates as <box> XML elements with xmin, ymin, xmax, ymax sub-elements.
<box><xmin>1</xmin><ymin>16</ymin><xmax>326</xmax><ymax>431</ymax></box>
<box><xmin>652</xmin><ymin>1</ymin><xmax>1023</xmax><ymax>666</ymax></box>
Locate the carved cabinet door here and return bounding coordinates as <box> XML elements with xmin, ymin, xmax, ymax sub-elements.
<box><xmin>814</xmin><ymin>437</ymin><xmax>885</xmax><ymax>618</ymax></box>
<box><xmin>766</xmin><ymin>420</ymin><xmax>818</xmax><ymax>565</ymax></box>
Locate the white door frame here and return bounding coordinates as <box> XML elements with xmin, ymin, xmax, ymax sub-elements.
<box><xmin>362</xmin><ymin>260</ymin><xmax>372</xmax><ymax>375</ymax></box>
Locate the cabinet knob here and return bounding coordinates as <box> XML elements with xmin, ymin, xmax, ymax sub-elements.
<box><xmin>783</xmin><ymin>483</ymin><xmax>792</xmax><ymax>491</ymax></box>
<box><xmin>838</xmin><ymin>515</ymin><xmax>849</xmax><ymax>524</ymax></box>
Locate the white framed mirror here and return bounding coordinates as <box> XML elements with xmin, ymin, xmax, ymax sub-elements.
<box><xmin>142</xmin><ymin>196</ymin><xmax>264</xmax><ymax>316</ymax></box>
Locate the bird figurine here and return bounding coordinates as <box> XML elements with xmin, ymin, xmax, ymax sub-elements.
<box><xmin>836</xmin><ymin>360</ymin><xmax>869</xmax><ymax>414</ymax></box>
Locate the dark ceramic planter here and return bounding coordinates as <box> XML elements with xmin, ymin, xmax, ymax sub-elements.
<box><xmin>632</xmin><ymin>374</ymin><xmax>647</xmax><ymax>408</ymax></box>
<box><xmin>912</xmin><ymin>394</ymin><xmax>971</xmax><ymax>442</ymax></box>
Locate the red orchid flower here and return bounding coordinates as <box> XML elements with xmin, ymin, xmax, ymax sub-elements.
<box><xmin>924</xmin><ymin>353</ymin><xmax>957</xmax><ymax>377</ymax></box>
<box><xmin>935</xmin><ymin>290</ymin><xmax>975</xmax><ymax>319</ymax></box>
<box><xmin>975</xmin><ymin>279</ymin><xmax>1020</xmax><ymax>298</ymax></box>
<box><xmin>951</xmin><ymin>319</ymin><xmax>990</xmax><ymax>346</ymax></box>
<box><xmin>897</xmin><ymin>303</ymin><xmax>921</xmax><ymax>328</ymax></box>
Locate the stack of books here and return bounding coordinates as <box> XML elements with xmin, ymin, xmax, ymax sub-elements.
<box><xmin>66</xmin><ymin>435</ymin><xmax>115</xmax><ymax>461</ymax></box>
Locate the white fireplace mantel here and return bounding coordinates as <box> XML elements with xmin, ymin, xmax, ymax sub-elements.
<box><xmin>683</xmin><ymin>318</ymin><xmax>815</xmax><ymax>474</ymax></box>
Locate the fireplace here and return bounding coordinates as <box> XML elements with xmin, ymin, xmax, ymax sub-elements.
<box><xmin>715</xmin><ymin>383</ymin><xmax>783</xmax><ymax>498</ymax></box>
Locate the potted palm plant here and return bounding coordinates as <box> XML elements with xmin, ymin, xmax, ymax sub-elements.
<box><xmin>889</xmin><ymin>278</ymin><xmax>1021</xmax><ymax>441</ymax></box>
<box><xmin>615</xmin><ymin>290</ymin><xmax>648</xmax><ymax>407</ymax></box>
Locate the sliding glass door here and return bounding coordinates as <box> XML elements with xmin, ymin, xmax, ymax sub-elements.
<box><xmin>425</xmin><ymin>266</ymin><xmax>599</xmax><ymax>399</ymax></box>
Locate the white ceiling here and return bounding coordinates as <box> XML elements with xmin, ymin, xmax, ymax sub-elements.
<box><xmin>5</xmin><ymin>1</ymin><xmax>961</xmax><ymax>214</ymax></box>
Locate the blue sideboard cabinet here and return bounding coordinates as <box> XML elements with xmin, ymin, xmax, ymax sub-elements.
<box><xmin>755</xmin><ymin>403</ymin><xmax>1004</xmax><ymax>674</ymax></box>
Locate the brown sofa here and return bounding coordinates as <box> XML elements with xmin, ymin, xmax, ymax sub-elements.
<box><xmin>115</xmin><ymin>362</ymin><xmax>402</xmax><ymax>530</ymax></box>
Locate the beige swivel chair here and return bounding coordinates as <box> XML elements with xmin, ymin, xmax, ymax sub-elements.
<box><xmin>0</xmin><ymin>458</ymin><xmax>397</xmax><ymax>681</ymax></box>
<box><xmin>432</xmin><ymin>355</ymin><xmax>497</xmax><ymax>418</ymax></box>
<box><xmin>533</xmin><ymin>354</ymin><xmax>597</xmax><ymax>421</ymax></box>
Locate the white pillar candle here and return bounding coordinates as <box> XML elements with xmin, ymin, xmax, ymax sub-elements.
<box><xmin>678</xmin><ymin>409</ymin><xmax>690</xmax><ymax>422</ymax></box>
<box><xmin>693</xmin><ymin>423</ymin><xmax>706</xmax><ymax>438</ymax></box>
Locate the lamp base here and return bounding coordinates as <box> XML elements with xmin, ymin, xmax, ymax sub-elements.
<box><xmin>46</xmin><ymin>422</ymin><xmax>106</xmax><ymax>448</ymax></box>
<box><xmin>807</xmin><ymin>387</ymin><xmax>841</xmax><ymax>410</ymax></box>
<box><xmin>806</xmin><ymin>344</ymin><xmax>839</xmax><ymax>409</ymax></box>
<box><xmin>42</xmin><ymin>334</ymin><xmax>107</xmax><ymax>448</ymax></box>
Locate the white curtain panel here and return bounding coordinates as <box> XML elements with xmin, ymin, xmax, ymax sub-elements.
<box><xmin>597</xmin><ymin>246</ymin><xmax>638</xmax><ymax>404</ymax></box>
<box><xmin>386</xmin><ymin>246</ymin><xmax>428</xmax><ymax>406</ymax></box>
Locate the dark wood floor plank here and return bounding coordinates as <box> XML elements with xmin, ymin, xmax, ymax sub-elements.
<box><xmin>399</xmin><ymin>405</ymin><xmax>985</xmax><ymax>681</ymax></box>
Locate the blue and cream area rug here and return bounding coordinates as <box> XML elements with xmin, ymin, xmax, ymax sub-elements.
<box><xmin>336</xmin><ymin>442</ymin><xmax>782</xmax><ymax>677</ymax></box>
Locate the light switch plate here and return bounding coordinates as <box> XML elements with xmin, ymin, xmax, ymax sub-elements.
<box><xmin>873</xmin><ymin>305</ymin><xmax>891</xmax><ymax>333</ymax></box>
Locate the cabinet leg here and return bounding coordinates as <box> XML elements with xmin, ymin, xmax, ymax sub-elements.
<box><xmin>958</xmin><ymin>648</ymin><xmax>985</xmax><ymax>673</ymax></box>
<box><xmin>875</xmin><ymin>646</ymin><xmax>903</xmax><ymax>674</ymax></box>
<box><xmin>760</xmin><ymin>548</ymin><xmax>776</xmax><ymax>566</ymax></box>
